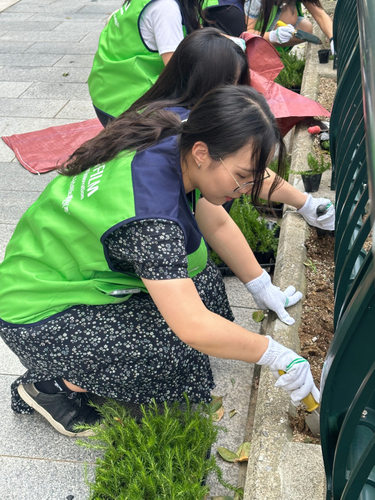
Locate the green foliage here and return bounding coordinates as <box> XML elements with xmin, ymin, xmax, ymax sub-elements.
<box><xmin>210</xmin><ymin>196</ymin><xmax>279</xmax><ymax>265</ymax></box>
<box><xmin>295</xmin><ymin>152</ymin><xmax>331</xmax><ymax>176</ymax></box>
<box><xmin>274</xmin><ymin>51</ymin><xmax>306</xmax><ymax>89</ymax></box>
<box><xmin>78</xmin><ymin>398</ymin><xmax>238</xmax><ymax>500</ymax></box>
<box><xmin>268</xmin><ymin>155</ymin><xmax>291</xmax><ymax>181</ymax></box>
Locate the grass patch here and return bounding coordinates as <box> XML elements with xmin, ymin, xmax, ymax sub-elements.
<box><xmin>78</xmin><ymin>398</ymin><xmax>239</xmax><ymax>499</ymax></box>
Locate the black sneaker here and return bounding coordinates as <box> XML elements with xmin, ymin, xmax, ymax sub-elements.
<box><xmin>17</xmin><ymin>383</ymin><xmax>100</xmax><ymax>437</ymax></box>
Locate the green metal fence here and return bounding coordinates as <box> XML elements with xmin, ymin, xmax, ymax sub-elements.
<box><xmin>320</xmin><ymin>0</ymin><xmax>375</xmax><ymax>498</ymax></box>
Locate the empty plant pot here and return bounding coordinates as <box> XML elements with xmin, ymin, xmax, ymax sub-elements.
<box><xmin>301</xmin><ymin>172</ymin><xmax>322</xmax><ymax>192</ymax></box>
<box><xmin>318</xmin><ymin>49</ymin><xmax>330</xmax><ymax>64</ymax></box>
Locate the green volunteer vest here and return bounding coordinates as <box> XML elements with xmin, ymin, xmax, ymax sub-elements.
<box><xmin>0</xmin><ymin>144</ymin><xmax>207</xmax><ymax>325</ymax></box>
<box><xmin>88</xmin><ymin>0</ymin><xmax>185</xmax><ymax>118</ymax></box>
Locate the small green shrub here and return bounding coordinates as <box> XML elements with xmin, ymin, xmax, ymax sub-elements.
<box><xmin>274</xmin><ymin>51</ymin><xmax>306</xmax><ymax>89</ymax></box>
<box><xmin>295</xmin><ymin>152</ymin><xmax>331</xmax><ymax>176</ymax></box>
<box><xmin>210</xmin><ymin>196</ymin><xmax>279</xmax><ymax>265</ymax></box>
<box><xmin>78</xmin><ymin>398</ymin><xmax>238</xmax><ymax>500</ymax></box>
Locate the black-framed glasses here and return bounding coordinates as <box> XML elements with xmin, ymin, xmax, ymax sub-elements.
<box><xmin>219</xmin><ymin>157</ymin><xmax>271</xmax><ymax>193</ymax></box>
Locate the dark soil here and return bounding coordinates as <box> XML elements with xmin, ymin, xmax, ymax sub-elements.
<box><xmin>290</xmin><ymin>228</ymin><xmax>335</xmax><ymax>443</ymax></box>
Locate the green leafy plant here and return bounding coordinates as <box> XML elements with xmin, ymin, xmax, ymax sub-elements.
<box><xmin>77</xmin><ymin>397</ymin><xmax>239</xmax><ymax>500</ymax></box>
<box><xmin>210</xmin><ymin>196</ymin><xmax>279</xmax><ymax>267</ymax></box>
<box><xmin>295</xmin><ymin>152</ymin><xmax>331</xmax><ymax>177</ymax></box>
<box><xmin>274</xmin><ymin>51</ymin><xmax>306</xmax><ymax>90</ymax></box>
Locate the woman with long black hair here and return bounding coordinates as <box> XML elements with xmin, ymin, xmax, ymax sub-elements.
<box><xmin>0</xmin><ymin>85</ymin><xmax>318</xmax><ymax>436</ymax></box>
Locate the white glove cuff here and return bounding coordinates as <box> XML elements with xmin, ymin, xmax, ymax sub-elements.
<box><xmin>296</xmin><ymin>193</ymin><xmax>312</xmax><ymax>216</ymax></box>
<box><xmin>257</xmin><ymin>335</ymin><xmax>281</xmax><ymax>366</ymax></box>
<box><xmin>245</xmin><ymin>270</ymin><xmax>270</xmax><ymax>294</ymax></box>
<box><xmin>268</xmin><ymin>30</ymin><xmax>278</xmax><ymax>44</ymax></box>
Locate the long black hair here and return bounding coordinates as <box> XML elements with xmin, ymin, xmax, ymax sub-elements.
<box><xmin>128</xmin><ymin>28</ymin><xmax>250</xmax><ymax>113</ymax></box>
<box><xmin>60</xmin><ymin>85</ymin><xmax>285</xmax><ymax>206</ymax></box>
<box><xmin>124</xmin><ymin>0</ymin><xmax>205</xmax><ymax>33</ymax></box>
<box><xmin>258</xmin><ymin>0</ymin><xmax>323</xmax><ymax>36</ymax></box>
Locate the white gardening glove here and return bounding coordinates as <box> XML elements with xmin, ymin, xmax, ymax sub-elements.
<box><xmin>257</xmin><ymin>335</ymin><xmax>320</xmax><ymax>406</ymax></box>
<box><xmin>245</xmin><ymin>270</ymin><xmax>302</xmax><ymax>325</ymax></box>
<box><xmin>330</xmin><ymin>38</ymin><xmax>335</xmax><ymax>55</ymax></box>
<box><xmin>297</xmin><ymin>193</ymin><xmax>335</xmax><ymax>230</ymax></box>
<box><xmin>269</xmin><ymin>24</ymin><xmax>295</xmax><ymax>44</ymax></box>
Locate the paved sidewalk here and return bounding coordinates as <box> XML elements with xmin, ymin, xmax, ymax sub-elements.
<box><xmin>0</xmin><ymin>1</ymin><xmax>262</xmax><ymax>498</ymax></box>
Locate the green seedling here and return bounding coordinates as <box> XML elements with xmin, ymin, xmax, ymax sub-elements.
<box><xmin>304</xmin><ymin>258</ymin><xmax>317</xmax><ymax>273</ymax></box>
<box><xmin>295</xmin><ymin>152</ymin><xmax>331</xmax><ymax>177</ymax></box>
<box><xmin>274</xmin><ymin>51</ymin><xmax>306</xmax><ymax>90</ymax></box>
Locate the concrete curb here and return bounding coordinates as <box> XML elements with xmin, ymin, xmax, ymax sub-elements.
<box><xmin>244</xmin><ymin>5</ymin><xmax>336</xmax><ymax>499</ymax></box>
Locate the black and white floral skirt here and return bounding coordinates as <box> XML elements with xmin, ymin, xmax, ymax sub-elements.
<box><xmin>0</xmin><ymin>260</ymin><xmax>234</xmax><ymax>414</ymax></box>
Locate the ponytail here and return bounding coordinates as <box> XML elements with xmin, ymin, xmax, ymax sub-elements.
<box><xmin>59</xmin><ymin>103</ymin><xmax>182</xmax><ymax>176</ymax></box>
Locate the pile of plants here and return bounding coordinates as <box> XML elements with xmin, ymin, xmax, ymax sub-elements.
<box><xmin>210</xmin><ymin>195</ymin><xmax>279</xmax><ymax>268</ymax></box>
<box><xmin>274</xmin><ymin>51</ymin><xmax>306</xmax><ymax>91</ymax></box>
<box><xmin>78</xmin><ymin>398</ymin><xmax>239</xmax><ymax>500</ymax></box>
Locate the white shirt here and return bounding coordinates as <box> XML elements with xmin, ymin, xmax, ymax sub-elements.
<box><xmin>140</xmin><ymin>0</ymin><xmax>184</xmax><ymax>54</ymax></box>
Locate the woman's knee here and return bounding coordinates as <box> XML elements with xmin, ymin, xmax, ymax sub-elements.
<box><xmin>298</xmin><ymin>18</ymin><xmax>313</xmax><ymax>33</ymax></box>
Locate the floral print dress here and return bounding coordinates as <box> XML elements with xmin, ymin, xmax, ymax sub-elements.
<box><xmin>0</xmin><ymin>219</ymin><xmax>234</xmax><ymax>414</ymax></box>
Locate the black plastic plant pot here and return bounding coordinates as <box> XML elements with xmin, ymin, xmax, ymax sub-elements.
<box><xmin>290</xmin><ymin>86</ymin><xmax>301</xmax><ymax>94</ymax></box>
<box><xmin>302</xmin><ymin>172</ymin><xmax>322</xmax><ymax>193</ymax></box>
<box><xmin>318</xmin><ymin>49</ymin><xmax>330</xmax><ymax>64</ymax></box>
<box><xmin>253</xmin><ymin>250</ymin><xmax>276</xmax><ymax>266</ymax></box>
<box><xmin>254</xmin><ymin>202</ymin><xmax>284</xmax><ymax>219</ymax></box>
<box><xmin>315</xmin><ymin>227</ymin><xmax>335</xmax><ymax>238</ymax></box>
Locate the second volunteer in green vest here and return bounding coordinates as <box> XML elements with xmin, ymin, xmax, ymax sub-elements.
<box><xmin>88</xmin><ymin>0</ymin><xmax>247</xmax><ymax>126</ymax></box>
<box><xmin>0</xmin><ymin>85</ymin><xmax>319</xmax><ymax>437</ymax></box>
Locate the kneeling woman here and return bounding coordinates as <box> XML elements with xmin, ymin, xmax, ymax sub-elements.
<box><xmin>0</xmin><ymin>86</ymin><xmax>319</xmax><ymax>436</ymax></box>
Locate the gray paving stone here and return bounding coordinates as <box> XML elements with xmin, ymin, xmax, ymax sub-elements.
<box><xmin>20</xmin><ymin>81</ymin><xmax>90</xmax><ymax>100</ymax></box>
<box><xmin>54</xmin><ymin>53</ymin><xmax>94</xmax><ymax>67</ymax></box>
<box><xmin>56</xmin><ymin>100</ymin><xmax>96</xmax><ymax>119</ymax></box>
<box><xmin>0</xmin><ymin>162</ymin><xmax>57</xmax><ymax>191</ymax></box>
<box><xmin>0</xmin><ymin>12</ymin><xmax>33</xmax><ymax>20</ymax></box>
<box><xmin>0</xmin><ymin>337</ymin><xmax>24</xmax><ymax>376</ymax></box>
<box><xmin>0</xmin><ymin>21</ymin><xmax>61</xmax><ymax>31</ymax></box>
<box><xmin>0</xmin><ymin>140</ymin><xmax>15</xmax><ymax>162</ymax></box>
<box><xmin>25</xmin><ymin>41</ymin><xmax>98</xmax><ymax>54</ymax></box>
<box><xmin>224</xmin><ymin>275</ymin><xmax>259</xmax><ymax>309</ymax></box>
<box><xmin>5</xmin><ymin>3</ymin><xmax>85</xmax><ymax>13</ymax></box>
<box><xmin>0</xmin><ymin>223</ymin><xmax>15</xmax><ymax>261</ymax></box>
<box><xmin>0</xmin><ymin>65</ymin><xmax>90</xmax><ymax>83</ymax></box>
<box><xmin>0</xmin><ymin>81</ymin><xmax>33</xmax><ymax>97</ymax></box>
<box><xmin>1</xmin><ymin>30</ymin><xmax>88</xmax><ymax>41</ymax></box>
<box><xmin>52</xmin><ymin>20</ymin><xmax>107</xmax><ymax>31</ymax></box>
<box><xmin>79</xmin><ymin>3</ymin><xmax>121</xmax><ymax>14</ymax></box>
<box><xmin>0</xmin><ymin>116</ymin><xmax>82</xmax><ymax>135</ymax></box>
<box><xmin>0</xmin><ymin>375</ymin><xmax>100</xmax><ymax>462</ymax></box>
<box><xmin>0</xmin><ymin>190</ymin><xmax>46</xmax><ymax>223</ymax></box>
<box><xmin>0</xmin><ymin>40</ymin><xmax>34</xmax><ymax>53</ymax></box>
<box><xmin>0</xmin><ymin>455</ymin><xmax>94</xmax><ymax>500</ymax></box>
<box><xmin>0</xmin><ymin>52</ymin><xmax>62</xmax><ymax>66</ymax></box>
<box><xmin>29</xmin><ymin>12</ymin><xmax>108</xmax><ymax>21</ymax></box>
<box><xmin>0</xmin><ymin>97</ymin><xmax>67</xmax><ymax>117</ymax></box>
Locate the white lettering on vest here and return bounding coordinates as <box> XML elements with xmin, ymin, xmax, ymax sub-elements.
<box><xmin>62</xmin><ymin>175</ymin><xmax>77</xmax><ymax>214</ymax></box>
<box><xmin>87</xmin><ymin>164</ymin><xmax>106</xmax><ymax>197</ymax></box>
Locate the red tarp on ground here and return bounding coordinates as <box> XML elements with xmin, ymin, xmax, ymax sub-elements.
<box><xmin>2</xmin><ymin>118</ymin><xmax>103</xmax><ymax>174</ymax></box>
<box><xmin>241</xmin><ymin>32</ymin><xmax>330</xmax><ymax>136</ymax></box>
<box><xmin>2</xmin><ymin>34</ymin><xmax>329</xmax><ymax>174</ymax></box>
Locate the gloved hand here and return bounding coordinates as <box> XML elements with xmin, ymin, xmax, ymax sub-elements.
<box><xmin>245</xmin><ymin>270</ymin><xmax>302</xmax><ymax>325</ymax></box>
<box><xmin>297</xmin><ymin>193</ymin><xmax>335</xmax><ymax>230</ymax></box>
<box><xmin>269</xmin><ymin>24</ymin><xmax>295</xmax><ymax>44</ymax></box>
<box><xmin>257</xmin><ymin>335</ymin><xmax>320</xmax><ymax>406</ymax></box>
<box><xmin>330</xmin><ymin>38</ymin><xmax>335</xmax><ymax>55</ymax></box>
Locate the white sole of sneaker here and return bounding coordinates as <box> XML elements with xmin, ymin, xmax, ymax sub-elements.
<box><xmin>17</xmin><ymin>384</ymin><xmax>96</xmax><ymax>438</ymax></box>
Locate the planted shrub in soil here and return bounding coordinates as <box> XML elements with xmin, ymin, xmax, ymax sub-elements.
<box><xmin>274</xmin><ymin>51</ymin><xmax>306</xmax><ymax>90</ymax></box>
<box><xmin>210</xmin><ymin>196</ymin><xmax>279</xmax><ymax>273</ymax></box>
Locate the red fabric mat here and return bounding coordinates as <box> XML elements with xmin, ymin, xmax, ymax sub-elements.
<box><xmin>2</xmin><ymin>118</ymin><xmax>103</xmax><ymax>174</ymax></box>
<box><xmin>241</xmin><ymin>32</ymin><xmax>330</xmax><ymax>136</ymax></box>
